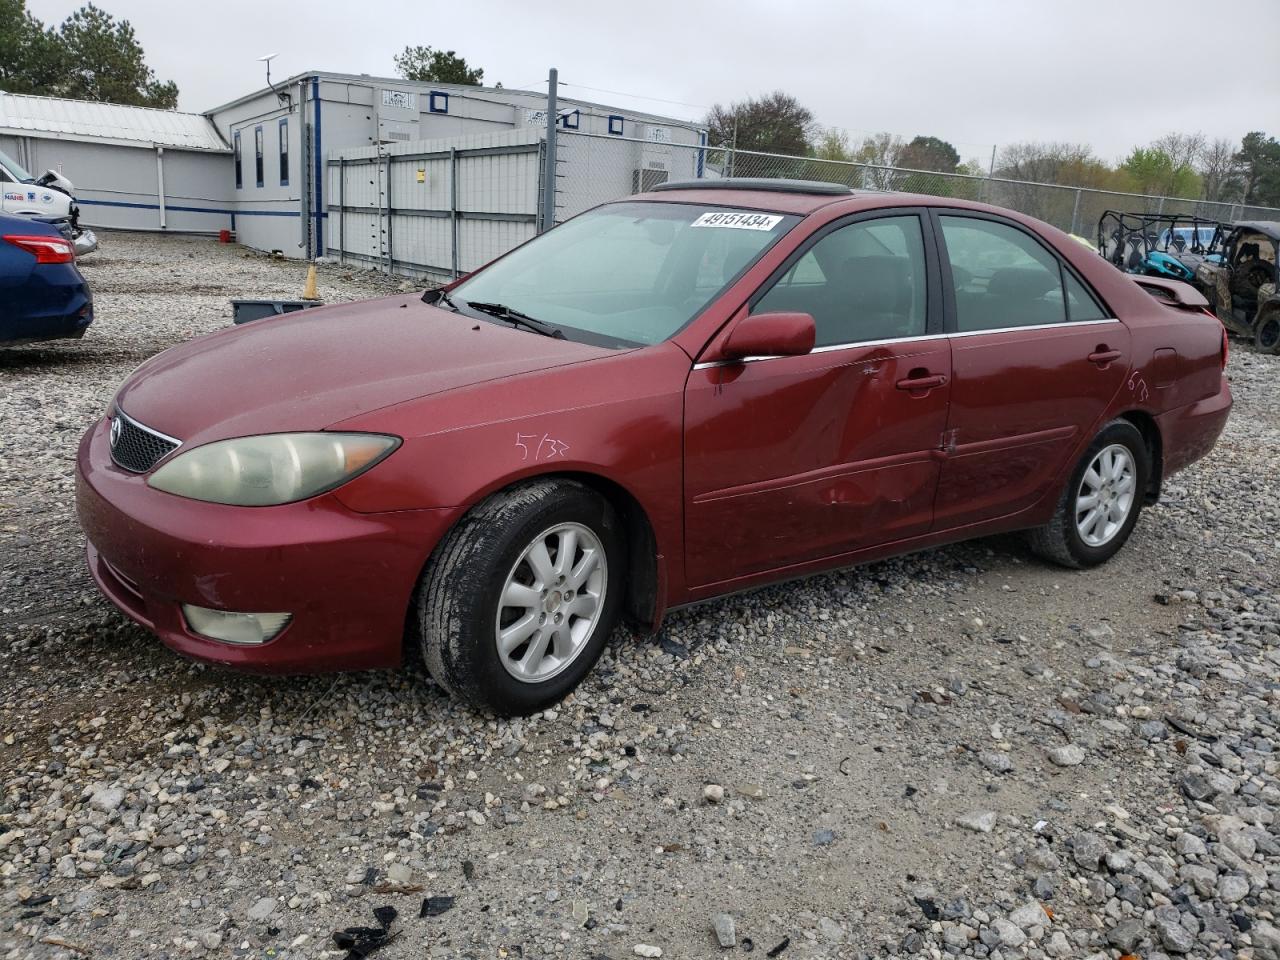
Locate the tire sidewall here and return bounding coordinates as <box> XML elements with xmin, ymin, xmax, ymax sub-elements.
<box><xmin>1061</xmin><ymin>421</ymin><xmax>1149</xmax><ymax>567</ymax></box>
<box><xmin>433</xmin><ymin>484</ymin><xmax>626</xmax><ymax>714</ymax></box>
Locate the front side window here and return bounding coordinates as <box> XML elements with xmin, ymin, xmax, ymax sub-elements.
<box><xmin>278</xmin><ymin>118</ymin><xmax>289</xmax><ymax>186</ymax></box>
<box><xmin>753</xmin><ymin>215</ymin><xmax>928</xmax><ymax>346</ymax></box>
<box><xmin>254</xmin><ymin>126</ymin><xmax>264</xmax><ymax>188</ymax></box>
<box><xmin>233</xmin><ymin>132</ymin><xmax>242</xmax><ymax>190</ymax></box>
<box><xmin>939</xmin><ymin>216</ymin><xmax>1066</xmax><ymax>332</ymax></box>
<box><xmin>451</xmin><ymin>202</ymin><xmax>799</xmax><ymax>347</ymax></box>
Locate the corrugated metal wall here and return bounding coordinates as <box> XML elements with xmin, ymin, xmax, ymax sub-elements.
<box><xmin>326</xmin><ymin>128</ymin><xmax>542</xmax><ymax>282</ymax></box>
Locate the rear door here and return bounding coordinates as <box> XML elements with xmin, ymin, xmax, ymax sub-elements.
<box><xmin>683</xmin><ymin>210</ymin><xmax>951</xmax><ymax>588</ymax></box>
<box><xmin>931</xmin><ymin>211</ymin><xmax>1130</xmax><ymax>530</ymax></box>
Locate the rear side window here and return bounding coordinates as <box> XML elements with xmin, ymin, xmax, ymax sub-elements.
<box><xmin>754</xmin><ymin>215</ymin><xmax>928</xmax><ymax>346</ymax></box>
<box><xmin>1064</xmin><ymin>271</ymin><xmax>1106</xmax><ymax>322</ymax></box>
<box><xmin>940</xmin><ymin>216</ymin><xmax>1066</xmax><ymax>332</ymax></box>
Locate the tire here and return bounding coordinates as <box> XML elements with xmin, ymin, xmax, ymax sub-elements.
<box><xmin>1027</xmin><ymin>419</ymin><xmax>1150</xmax><ymax>569</ymax></box>
<box><xmin>1255</xmin><ymin>310</ymin><xmax>1280</xmax><ymax>354</ymax></box>
<box><xmin>418</xmin><ymin>478</ymin><xmax>626</xmax><ymax>715</ymax></box>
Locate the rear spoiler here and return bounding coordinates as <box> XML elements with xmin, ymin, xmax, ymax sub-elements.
<box><xmin>1131</xmin><ymin>275</ymin><xmax>1209</xmax><ymax>309</ymax></box>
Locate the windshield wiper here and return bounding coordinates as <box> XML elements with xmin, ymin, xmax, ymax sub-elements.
<box><xmin>462</xmin><ymin>300</ymin><xmax>565</xmax><ymax>339</ymax></box>
<box><xmin>420</xmin><ymin>287</ymin><xmax>460</xmax><ymax>311</ymax></box>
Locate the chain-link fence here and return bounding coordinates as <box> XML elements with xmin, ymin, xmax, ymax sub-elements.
<box><xmin>556</xmin><ymin>130</ymin><xmax>1280</xmax><ymax>239</ymax></box>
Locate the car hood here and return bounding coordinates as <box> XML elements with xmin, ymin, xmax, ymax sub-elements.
<box><xmin>114</xmin><ymin>293</ymin><xmax>614</xmax><ymax>445</ymax></box>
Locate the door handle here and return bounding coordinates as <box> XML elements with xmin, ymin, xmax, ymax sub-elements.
<box><xmin>895</xmin><ymin>373</ymin><xmax>948</xmax><ymax>392</ymax></box>
<box><xmin>1088</xmin><ymin>348</ymin><xmax>1122</xmax><ymax>366</ymax></box>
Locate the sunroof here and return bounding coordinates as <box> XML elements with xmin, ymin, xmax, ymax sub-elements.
<box><xmin>651</xmin><ymin>178</ymin><xmax>855</xmax><ymax>196</ymax></box>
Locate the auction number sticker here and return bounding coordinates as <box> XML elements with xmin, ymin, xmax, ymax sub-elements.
<box><xmin>691</xmin><ymin>212</ymin><xmax>783</xmax><ymax>231</ymax></box>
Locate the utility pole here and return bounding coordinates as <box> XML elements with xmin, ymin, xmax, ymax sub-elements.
<box><xmin>540</xmin><ymin>67</ymin><xmax>558</xmax><ymax>234</ymax></box>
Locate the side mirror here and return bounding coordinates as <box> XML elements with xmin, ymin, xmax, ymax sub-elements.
<box><xmin>721</xmin><ymin>311</ymin><xmax>816</xmax><ymax>360</ymax></box>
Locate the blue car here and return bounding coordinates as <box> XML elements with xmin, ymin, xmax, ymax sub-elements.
<box><xmin>0</xmin><ymin>211</ymin><xmax>93</xmax><ymax>346</ymax></box>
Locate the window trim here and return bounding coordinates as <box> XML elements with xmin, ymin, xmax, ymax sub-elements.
<box><xmin>746</xmin><ymin>207</ymin><xmax>945</xmax><ymax>344</ymax></box>
<box><xmin>233</xmin><ymin>130</ymin><xmax>242</xmax><ymax>190</ymax></box>
<box><xmin>929</xmin><ymin>207</ymin><xmax>1112</xmax><ymax>334</ymax></box>
<box><xmin>277</xmin><ymin>117</ymin><xmax>289</xmax><ymax>187</ymax></box>
<box><xmin>253</xmin><ymin>124</ymin><xmax>264</xmax><ymax>189</ymax></box>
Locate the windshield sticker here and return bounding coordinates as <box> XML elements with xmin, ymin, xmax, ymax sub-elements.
<box><xmin>691</xmin><ymin>212</ymin><xmax>783</xmax><ymax>231</ymax></box>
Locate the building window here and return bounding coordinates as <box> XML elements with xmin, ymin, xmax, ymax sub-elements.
<box><xmin>559</xmin><ymin>109</ymin><xmax>580</xmax><ymax>130</ymax></box>
<box><xmin>608</xmin><ymin>115</ymin><xmax>624</xmax><ymax>136</ymax></box>
<box><xmin>233</xmin><ymin>131</ymin><xmax>242</xmax><ymax>189</ymax></box>
<box><xmin>429</xmin><ymin>91</ymin><xmax>449</xmax><ymax>114</ymax></box>
<box><xmin>254</xmin><ymin>126</ymin><xmax>264</xmax><ymax>188</ymax></box>
<box><xmin>278</xmin><ymin>117</ymin><xmax>289</xmax><ymax>186</ymax></box>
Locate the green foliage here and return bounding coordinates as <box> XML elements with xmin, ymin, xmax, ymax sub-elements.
<box><xmin>898</xmin><ymin>135</ymin><xmax>960</xmax><ymax>173</ymax></box>
<box><xmin>1236</xmin><ymin>132</ymin><xmax>1280</xmax><ymax>207</ymax></box>
<box><xmin>706</xmin><ymin>91</ymin><xmax>815</xmax><ymax>157</ymax></box>
<box><xmin>394</xmin><ymin>45</ymin><xmax>485</xmax><ymax>85</ymax></box>
<box><xmin>0</xmin><ymin>1</ymin><xmax>177</xmax><ymax>108</ymax></box>
<box><xmin>1120</xmin><ymin>146</ymin><xmax>1201</xmax><ymax>198</ymax></box>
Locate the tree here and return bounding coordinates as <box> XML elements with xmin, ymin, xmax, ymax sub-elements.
<box><xmin>0</xmin><ymin>0</ymin><xmax>65</xmax><ymax>96</ymax></box>
<box><xmin>897</xmin><ymin>135</ymin><xmax>960</xmax><ymax>173</ymax></box>
<box><xmin>706</xmin><ymin>91</ymin><xmax>815</xmax><ymax>157</ymax></box>
<box><xmin>1235</xmin><ymin>132</ymin><xmax>1280</xmax><ymax>207</ymax></box>
<box><xmin>811</xmin><ymin>127</ymin><xmax>854</xmax><ymax>163</ymax></box>
<box><xmin>55</xmin><ymin>3</ymin><xmax>177</xmax><ymax>108</ymax></box>
<box><xmin>1120</xmin><ymin>146</ymin><xmax>1201</xmax><ymax>198</ymax></box>
<box><xmin>394</xmin><ymin>45</ymin><xmax>485</xmax><ymax>85</ymax></box>
<box><xmin>1199</xmin><ymin>137</ymin><xmax>1242</xmax><ymax>203</ymax></box>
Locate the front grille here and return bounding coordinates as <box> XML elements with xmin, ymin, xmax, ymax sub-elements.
<box><xmin>109</xmin><ymin>409</ymin><xmax>179</xmax><ymax>473</ymax></box>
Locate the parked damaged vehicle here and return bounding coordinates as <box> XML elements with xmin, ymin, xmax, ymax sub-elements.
<box><xmin>77</xmin><ymin>180</ymin><xmax>1232</xmax><ymax>715</ymax></box>
<box><xmin>0</xmin><ymin>148</ymin><xmax>98</xmax><ymax>258</ymax></box>
<box><xmin>1098</xmin><ymin>210</ymin><xmax>1226</xmax><ymax>284</ymax></box>
<box><xmin>0</xmin><ymin>211</ymin><xmax>94</xmax><ymax>346</ymax></box>
<box><xmin>1195</xmin><ymin>222</ymin><xmax>1280</xmax><ymax>354</ymax></box>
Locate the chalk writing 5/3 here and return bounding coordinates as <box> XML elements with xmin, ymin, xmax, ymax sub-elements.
<box><xmin>516</xmin><ymin>432</ymin><xmax>570</xmax><ymax>461</ymax></box>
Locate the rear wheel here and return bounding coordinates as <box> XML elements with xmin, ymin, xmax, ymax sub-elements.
<box><xmin>1027</xmin><ymin>420</ymin><xmax>1149</xmax><ymax>568</ymax></box>
<box><xmin>418</xmin><ymin>479</ymin><xmax>626</xmax><ymax>715</ymax></box>
<box><xmin>1255</xmin><ymin>310</ymin><xmax>1280</xmax><ymax>354</ymax></box>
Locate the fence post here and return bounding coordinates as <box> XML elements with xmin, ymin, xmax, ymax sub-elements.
<box><xmin>1070</xmin><ymin>188</ymin><xmax>1082</xmax><ymax>236</ymax></box>
<box><xmin>1156</xmin><ymin>196</ymin><xmax>1165</xmax><ymax>215</ymax></box>
<box><xmin>385</xmin><ymin>155</ymin><xmax>394</xmax><ymax>274</ymax></box>
<box><xmin>539</xmin><ymin>67</ymin><xmax>558</xmax><ymax>234</ymax></box>
<box><xmin>337</xmin><ymin>157</ymin><xmax>345</xmax><ymax>266</ymax></box>
<box><xmin>450</xmin><ymin>147</ymin><xmax>460</xmax><ymax>279</ymax></box>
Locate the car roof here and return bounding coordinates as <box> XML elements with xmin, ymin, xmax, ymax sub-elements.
<box><xmin>1233</xmin><ymin>221</ymin><xmax>1280</xmax><ymax>241</ymax></box>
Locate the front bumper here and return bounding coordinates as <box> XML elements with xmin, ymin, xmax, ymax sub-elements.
<box><xmin>75</xmin><ymin>417</ymin><xmax>459</xmax><ymax>673</ymax></box>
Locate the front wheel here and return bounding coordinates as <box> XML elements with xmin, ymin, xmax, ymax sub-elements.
<box><xmin>1255</xmin><ymin>310</ymin><xmax>1280</xmax><ymax>354</ymax></box>
<box><xmin>1027</xmin><ymin>420</ymin><xmax>1150</xmax><ymax>569</ymax></box>
<box><xmin>418</xmin><ymin>479</ymin><xmax>626</xmax><ymax>715</ymax></box>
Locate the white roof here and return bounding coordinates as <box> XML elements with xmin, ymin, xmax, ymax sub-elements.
<box><xmin>0</xmin><ymin>91</ymin><xmax>229</xmax><ymax>152</ymax></box>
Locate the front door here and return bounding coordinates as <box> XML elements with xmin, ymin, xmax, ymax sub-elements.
<box><xmin>931</xmin><ymin>212</ymin><xmax>1131</xmax><ymax>530</ymax></box>
<box><xmin>684</xmin><ymin>211</ymin><xmax>952</xmax><ymax>589</ymax></box>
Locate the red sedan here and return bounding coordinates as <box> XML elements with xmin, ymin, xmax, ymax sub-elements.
<box><xmin>76</xmin><ymin>180</ymin><xmax>1231</xmax><ymax>714</ymax></box>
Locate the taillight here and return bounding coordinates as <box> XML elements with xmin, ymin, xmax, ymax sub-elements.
<box><xmin>3</xmin><ymin>234</ymin><xmax>75</xmax><ymax>264</ymax></box>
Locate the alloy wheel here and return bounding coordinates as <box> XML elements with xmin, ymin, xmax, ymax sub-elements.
<box><xmin>494</xmin><ymin>522</ymin><xmax>608</xmax><ymax>683</ymax></box>
<box><xmin>1075</xmin><ymin>444</ymin><xmax>1136</xmax><ymax>548</ymax></box>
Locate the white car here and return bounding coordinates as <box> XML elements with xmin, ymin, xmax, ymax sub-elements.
<box><xmin>0</xmin><ymin>148</ymin><xmax>97</xmax><ymax>256</ymax></box>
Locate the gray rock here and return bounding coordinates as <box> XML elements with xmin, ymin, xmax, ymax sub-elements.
<box><xmin>1048</xmin><ymin>744</ymin><xmax>1086</xmax><ymax>767</ymax></box>
<box><xmin>1155</xmin><ymin>915</ymin><xmax>1196</xmax><ymax>954</ymax></box>
<box><xmin>1174</xmin><ymin>832</ymin><xmax>1207</xmax><ymax>857</ymax></box>
<box><xmin>247</xmin><ymin>897</ymin><xmax>278</xmax><ymax>922</ymax></box>
<box><xmin>978</xmin><ymin>751</ymin><xmax>1013</xmax><ymax>774</ymax></box>
<box><xmin>1217</xmin><ymin>873</ymin><xmax>1250</xmax><ymax>904</ymax></box>
<box><xmin>957</xmin><ymin>810</ymin><xmax>997</xmax><ymax>833</ymax></box>
<box><xmin>710</xmin><ymin>913</ymin><xmax>735</xmax><ymax>949</ymax></box>
<box><xmin>88</xmin><ymin>787</ymin><xmax>125</xmax><ymax>813</ymax></box>
<box><xmin>1008</xmin><ymin>900</ymin><xmax>1046</xmax><ymax>930</ymax></box>
<box><xmin>991</xmin><ymin>917</ymin><xmax>1026</xmax><ymax>948</ymax></box>
<box><xmin>1071</xmin><ymin>831</ymin><xmax>1108</xmax><ymax>870</ymax></box>
<box><xmin>1181</xmin><ymin>772</ymin><xmax>1217</xmax><ymax>802</ymax></box>
<box><xmin>817</xmin><ymin>917</ymin><xmax>844</xmax><ymax>943</ymax></box>
<box><xmin>1031</xmin><ymin>874</ymin><xmax>1056</xmax><ymax>899</ymax></box>
<box><xmin>1107</xmin><ymin>918</ymin><xmax>1145</xmax><ymax>952</ymax></box>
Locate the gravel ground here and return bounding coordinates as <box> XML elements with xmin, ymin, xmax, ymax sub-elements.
<box><xmin>2</xmin><ymin>230</ymin><xmax>1280</xmax><ymax>960</ymax></box>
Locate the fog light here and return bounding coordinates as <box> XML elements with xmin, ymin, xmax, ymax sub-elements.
<box><xmin>181</xmin><ymin>605</ymin><xmax>291</xmax><ymax>645</ymax></box>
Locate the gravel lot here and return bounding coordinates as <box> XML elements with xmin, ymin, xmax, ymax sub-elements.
<box><xmin>2</xmin><ymin>230</ymin><xmax>1279</xmax><ymax>960</ymax></box>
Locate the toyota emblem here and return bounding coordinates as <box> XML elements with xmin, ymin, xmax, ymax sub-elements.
<box><xmin>109</xmin><ymin>416</ymin><xmax>122</xmax><ymax>448</ymax></box>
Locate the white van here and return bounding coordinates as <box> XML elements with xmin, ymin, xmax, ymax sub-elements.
<box><xmin>0</xmin><ymin>148</ymin><xmax>97</xmax><ymax>255</ymax></box>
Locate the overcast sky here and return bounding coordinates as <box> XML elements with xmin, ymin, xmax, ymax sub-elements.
<box><xmin>29</xmin><ymin>0</ymin><xmax>1279</xmax><ymax>163</ymax></box>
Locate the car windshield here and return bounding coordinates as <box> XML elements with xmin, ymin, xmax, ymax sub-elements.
<box><xmin>0</xmin><ymin>148</ymin><xmax>34</xmax><ymax>183</ymax></box>
<box><xmin>450</xmin><ymin>201</ymin><xmax>799</xmax><ymax>347</ymax></box>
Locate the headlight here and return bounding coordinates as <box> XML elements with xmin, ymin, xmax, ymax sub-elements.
<box><xmin>147</xmin><ymin>432</ymin><xmax>399</xmax><ymax>506</ymax></box>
